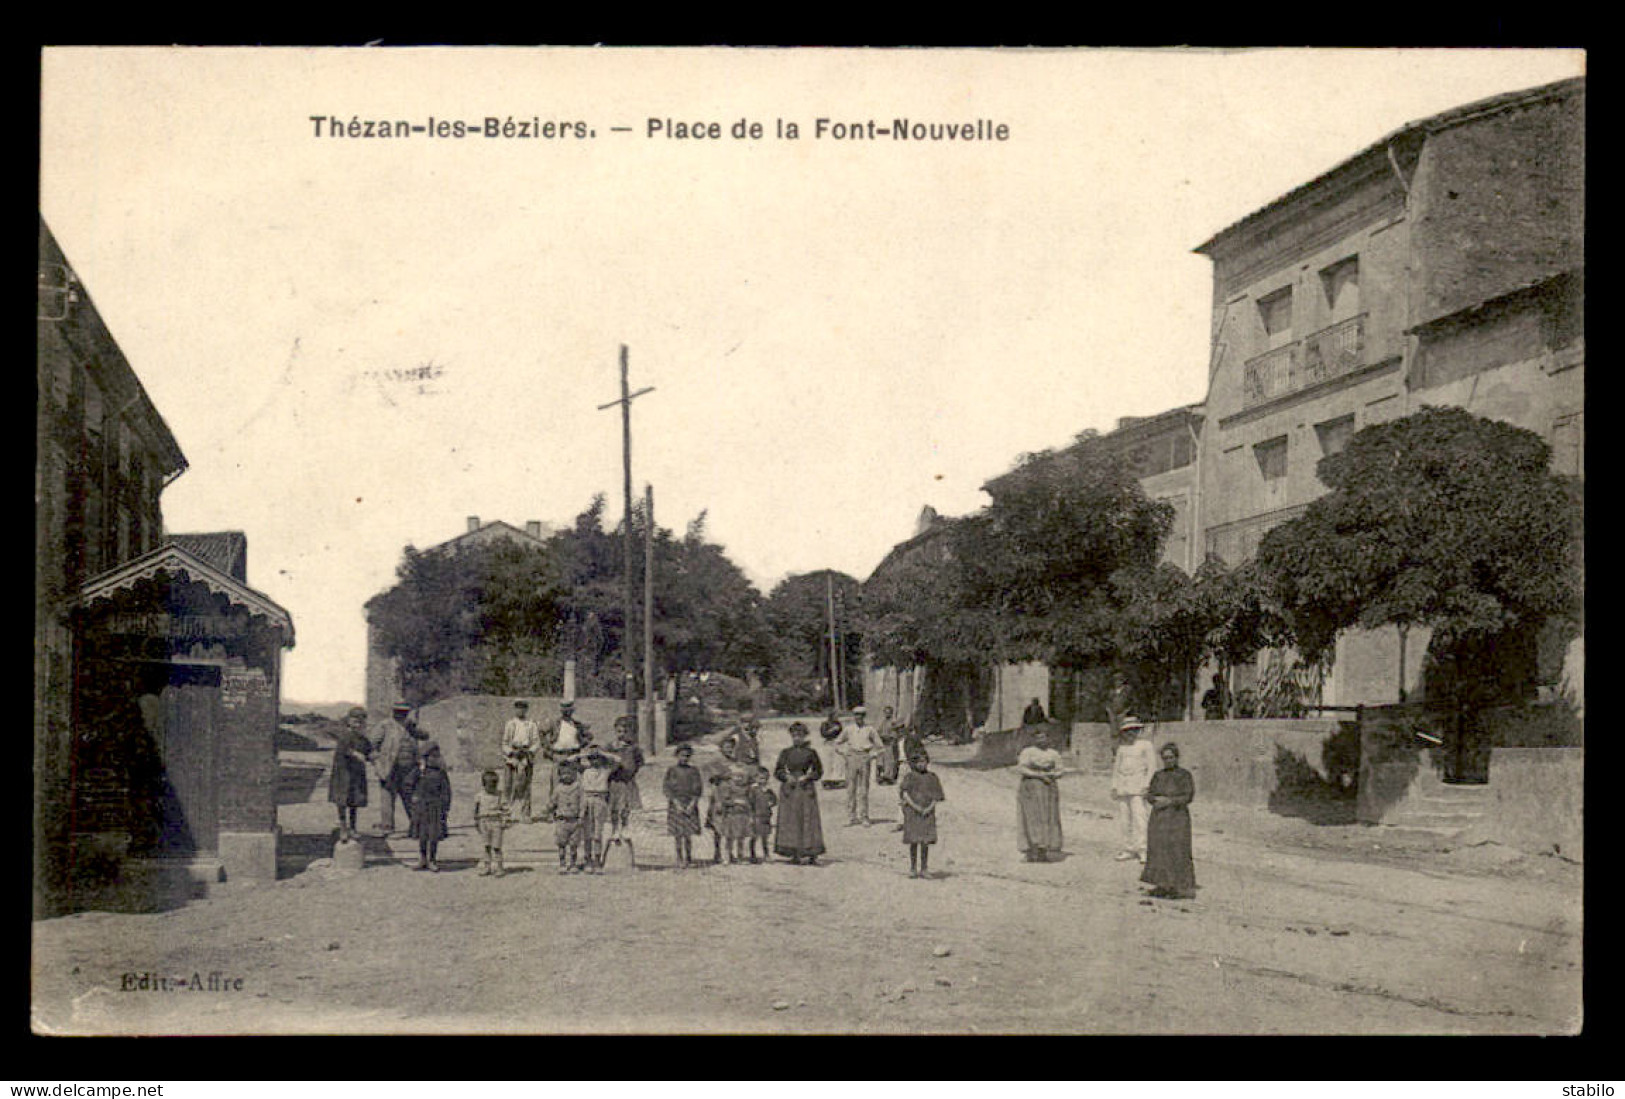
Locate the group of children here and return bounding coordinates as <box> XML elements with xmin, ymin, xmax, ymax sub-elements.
<box><xmin>472</xmin><ymin>736</ymin><xmax>640</xmax><ymax>877</ymax></box>
<box><xmin>431</xmin><ymin>714</ymin><xmax>949</xmax><ymax>879</ymax></box>
<box><xmin>659</xmin><ymin>741</ymin><xmax>779</xmax><ymax>869</ymax></box>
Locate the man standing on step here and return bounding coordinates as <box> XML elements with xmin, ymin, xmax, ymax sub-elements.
<box><xmin>542</xmin><ymin>700</ymin><xmax>585</xmax><ymax>818</ymax></box>
<box><xmin>501</xmin><ymin>699</ymin><xmax>543</xmax><ymax>823</ymax></box>
<box><xmin>373</xmin><ymin>702</ymin><xmax>425</xmax><ymax>837</ymax></box>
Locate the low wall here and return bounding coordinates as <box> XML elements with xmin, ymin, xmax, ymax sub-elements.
<box><xmin>1146</xmin><ymin>719</ymin><xmax>1349</xmax><ymax>807</ymax></box>
<box><xmin>979</xmin><ymin>718</ymin><xmax>1349</xmax><ymax>809</ymax></box>
<box><xmin>1471</xmin><ymin>747</ymin><xmax>1584</xmax><ymax>861</ymax></box>
<box><xmin>413</xmin><ymin>696</ymin><xmax>635</xmax><ymax>774</ymax></box>
<box><xmin>975</xmin><ymin>721</ymin><xmax>1074</xmax><ymax>767</ymax></box>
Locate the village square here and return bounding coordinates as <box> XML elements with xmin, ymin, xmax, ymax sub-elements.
<box><xmin>34</xmin><ymin>55</ymin><xmax>1583</xmax><ymax>1037</ymax></box>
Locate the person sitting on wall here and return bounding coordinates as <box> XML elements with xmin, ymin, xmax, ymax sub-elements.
<box><xmin>1201</xmin><ymin>673</ymin><xmax>1229</xmax><ymax>721</ymax></box>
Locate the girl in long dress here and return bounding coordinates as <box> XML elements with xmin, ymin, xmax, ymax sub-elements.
<box><xmin>327</xmin><ymin>707</ymin><xmax>372</xmax><ymax>841</ymax></box>
<box><xmin>412</xmin><ymin>745</ymin><xmax>452</xmax><ymax>872</ymax></box>
<box><xmin>663</xmin><ymin>743</ymin><xmax>704</xmax><ymax>868</ymax></box>
<box><xmin>773</xmin><ymin>723</ymin><xmax>826</xmax><ymax>865</ymax></box>
<box><xmin>1015</xmin><ymin>728</ymin><xmax>1065</xmax><ymax>862</ymax></box>
<box><xmin>899</xmin><ymin>750</ymin><xmax>945</xmax><ymax>879</ymax></box>
<box><xmin>1142</xmin><ymin>742</ymin><xmax>1197</xmax><ymax>898</ymax></box>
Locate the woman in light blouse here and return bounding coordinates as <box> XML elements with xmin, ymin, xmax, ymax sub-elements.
<box><xmin>1014</xmin><ymin>727</ymin><xmax>1066</xmax><ymax>862</ymax></box>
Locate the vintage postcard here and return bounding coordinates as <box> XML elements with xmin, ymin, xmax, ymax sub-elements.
<box><xmin>35</xmin><ymin>46</ymin><xmax>1583</xmax><ymax>1036</ymax></box>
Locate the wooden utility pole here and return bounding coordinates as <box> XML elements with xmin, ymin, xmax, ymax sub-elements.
<box><xmin>643</xmin><ymin>483</ymin><xmax>656</xmax><ymax>754</ymax></box>
<box><xmin>596</xmin><ymin>344</ymin><xmax>654</xmax><ymax>722</ymax></box>
<box><xmin>825</xmin><ymin>571</ymin><xmax>844</xmax><ymax>712</ymax></box>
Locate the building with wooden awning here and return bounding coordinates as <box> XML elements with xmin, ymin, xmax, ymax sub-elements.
<box><xmin>37</xmin><ymin>216</ymin><xmax>296</xmax><ymax>913</ymax></box>
<box><xmin>71</xmin><ymin>541</ymin><xmax>294</xmax><ymax>904</ymax></box>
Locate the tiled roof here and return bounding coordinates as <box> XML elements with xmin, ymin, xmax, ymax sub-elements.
<box><xmin>167</xmin><ymin>532</ymin><xmax>247</xmax><ymax>582</ymax></box>
<box><xmin>1194</xmin><ymin>76</ymin><xmax>1584</xmax><ymax>256</ymax></box>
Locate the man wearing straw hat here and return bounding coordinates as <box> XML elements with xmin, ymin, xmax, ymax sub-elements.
<box><xmin>1110</xmin><ymin>714</ymin><xmax>1157</xmax><ymax>863</ymax></box>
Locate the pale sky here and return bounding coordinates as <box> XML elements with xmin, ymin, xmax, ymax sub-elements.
<box><xmin>39</xmin><ymin>47</ymin><xmax>1583</xmax><ymax>703</ymax></box>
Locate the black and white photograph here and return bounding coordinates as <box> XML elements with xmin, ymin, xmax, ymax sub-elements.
<box><xmin>34</xmin><ymin>46</ymin><xmax>1584</xmax><ymax>1036</ymax></box>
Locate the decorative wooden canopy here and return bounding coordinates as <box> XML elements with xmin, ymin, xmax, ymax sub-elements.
<box><xmin>78</xmin><ymin>542</ymin><xmax>294</xmax><ymax>644</ymax></box>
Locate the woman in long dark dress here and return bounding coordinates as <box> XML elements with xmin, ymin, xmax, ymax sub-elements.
<box><xmin>328</xmin><ymin>707</ymin><xmax>372</xmax><ymax>841</ymax></box>
<box><xmin>1141</xmin><ymin>742</ymin><xmax>1196</xmax><ymax>898</ymax></box>
<box><xmin>773</xmin><ymin>723</ymin><xmax>825</xmax><ymax>865</ymax></box>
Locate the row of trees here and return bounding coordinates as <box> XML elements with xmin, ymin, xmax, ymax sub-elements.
<box><xmin>371</xmin><ymin>407</ymin><xmax>1582</xmax><ymax>723</ymax></box>
<box><xmin>861</xmin><ymin>407</ymin><xmax>1583</xmax><ymax>723</ymax></box>
<box><xmin>369</xmin><ymin>495</ymin><xmax>862</xmax><ymax>709</ymax></box>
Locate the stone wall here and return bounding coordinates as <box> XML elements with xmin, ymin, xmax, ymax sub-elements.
<box><xmin>414</xmin><ymin>695</ymin><xmax>654</xmax><ymax>774</ymax></box>
<box><xmin>1468</xmin><ymin>747</ymin><xmax>1583</xmax><ymax>862</ymax></box>
<box><xmin>978</xmin><ymin>718</ymin><xmax>1350</xmax><ymax>809</ymax></box>
<box><xmin>1143</xmin><ymin>719</ymin><xmax>1350</xmax><ymax>807</ymax></box>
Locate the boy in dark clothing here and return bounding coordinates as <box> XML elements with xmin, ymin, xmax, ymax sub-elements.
<box><xmin>412</xmin><ymin>745</ymin><xmax>452</xmax><ymax>872</ymax></box>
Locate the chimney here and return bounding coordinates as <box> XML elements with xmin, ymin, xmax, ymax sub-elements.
<box><xmin>467</xmin><ymin>515</ymin><xmax>480</xmax><ymax>533</ymax></box>
<box><xmin>526</xmin><ymin>520</ymin><xmax>543</xmax><ymax>540</ymax></box>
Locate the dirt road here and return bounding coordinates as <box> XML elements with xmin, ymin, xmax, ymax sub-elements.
<box><xmin>31</xmin><ymin>718</ymin><xmax>1581</xmax><ymax>1034</ymax></box>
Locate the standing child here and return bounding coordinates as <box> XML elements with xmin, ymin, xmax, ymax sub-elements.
<box><xmin>549</xmin><ymin>762</ymin><xmax>584</xmax><ymax>874</ymax></box>
<box><xmin>412</xmin><ymin>745</ymin><xmax>453</xmax><ymax>872</ymax></box>
<box><xmin>899</xmin><ymin>751</ymin><xmax>946</xmax><ymax>879</ymax></box>
<box><xmin>474</xmin><ymin>770</ymin><xmax>507</xmax><ymax>877</ymax></box>
<box><xmin>663</xmin><ymin>743</ymin><xmax>703</xmax><ymax>868</ymax></box>
<box><xmin>719</xmin><ymin>761</ymin><xmax>754</xmax><ymax>865</ymax></box>
<box><xmin>578</xmin><ymin>746</ymin><xmax>615</xmax><ymax>874</ymax></box>
<box><xmin>748</xmin><ymin>765</ymin><xmax>777</xmax><ymax>864</ymax></box>
<box><xmin>703</xmin><ymin>739</ymin><xmax>739</xmax><ymax>865</ymax></box>
<box><xmin>607</xmin><ymin>717</ymin><xmax>644</xmax><ymax>847</ymax></box>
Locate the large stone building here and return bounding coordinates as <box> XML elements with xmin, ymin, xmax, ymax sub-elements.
<box><xmin>37</xmin><ymin>219</ymin><xmax>294</xmax><ymax>913</ymax></box>
<box><xmin>364</xmin><ymin>516</ymin><xmax>554</xmax><ymax>718</ymax></box>
<box><xmin>1193</xmin><ymin>75</ymin><xmax>1583</xmax><ymax>707</ymax></box>
<box><xmin>862</xmin><ymin>77</ymin><xmax>1583</xmax><ymax>736</ymax></box>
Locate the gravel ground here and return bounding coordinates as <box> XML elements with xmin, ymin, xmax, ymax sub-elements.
<box><xmin>31</xmin><ymin>718</ymin><xmax>1581</xmax><ymax>1035</ymax></box>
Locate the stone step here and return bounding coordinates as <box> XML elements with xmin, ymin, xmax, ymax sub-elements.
<box><xmin>1383</xmin><ymin>810</ymin><xmax>1482</xmax><ymax>832</ymax></box>
<box><xmin>1419</xmin><ymin>783</ymin><xmax>1490</xmax><ymax>800</ymax></box>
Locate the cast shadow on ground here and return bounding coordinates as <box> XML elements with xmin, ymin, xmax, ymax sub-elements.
<box><xmin>275</xmin><ymin>726</ymin><xmax>326</xmax><ymax>752</ymax></box>
<box><xmin>1267</xmin><ymin>741</ymin><xmax>1359</xmax><ymax>826</ymax></box>
<box><xmin>276</xmin><ymin>760</ymin><xmax>327</xmax><ymax>806</ymax></box>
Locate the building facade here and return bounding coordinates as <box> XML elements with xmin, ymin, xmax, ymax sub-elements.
<box><xmin>1193</xmin><ymin>76</ymin><xmax>1583</xmax><ymax>708</ymax></box>
<box><xmin>37</xmin><ymin>218</ymin><xmax>294</xmax><ymax>913</ymax></box>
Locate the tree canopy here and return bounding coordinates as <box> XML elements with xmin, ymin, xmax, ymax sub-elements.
<box><xmin>369</xmin><ymin>496</ymin><xmax>778</xmax><ymax>706</ymax></box>
<box><xmin>1255</xmin><ymin>405</ymin><xmax>1583</xmax><ymax>665</ymax></box>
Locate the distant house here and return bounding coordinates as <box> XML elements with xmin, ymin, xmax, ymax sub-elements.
<box><xmin>1193</xmin><ymin>76</ymin><xmax>1583</xmax><ymax>709</ymax></box>
<box><xmin>37</xmin><ymin>218</ymin><xmax>294</xmax><ymax>913</ymax></box>
<box><xmin>363</xmin><ymin>516</ymin><xmax>555</xmax><ymax>718</ymax></box>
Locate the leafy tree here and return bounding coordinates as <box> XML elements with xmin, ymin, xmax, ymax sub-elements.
<box><xmin>956</xmin><ymin>444</ymin><xmax>1173</xmax><ymax>667</ymax></box>
<box><xmin>371</xmin><ymin>494</ymin><xmax>777</xmax><ymax>706</ymax></box>
<box><xmin>763</xmin><ymin>570</ymin><xmax>863</xmax><ymax>707</ymax></box>
<box><xmin>651</xmin><ymin>511</ymin><xmax>775</xmax><ymax>679</ymax></box>
<box><xmin>1111</xmin><ymin>563</ymin><xmax>1219</xmax><ymax>720</ymax></box>
<box><xmin>862</xmin><ymin>445</ymin><xmax>1174</xmax><ymax>730</ymax></box>
<box><xmin>369</xmin><ymin>536</ymin><xmax>566</xmax><ymax>705</ymax></box>
<box><xmin>1255</xmin><ymin>406</ymin><xmax>1583</xmax><ymax>702</ymax></box>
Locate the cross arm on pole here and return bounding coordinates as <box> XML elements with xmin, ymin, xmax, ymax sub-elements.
<box><xmin>596</xmin><ymin>386</ymin><xmax>656</xmax><ymax>411</ymax></box>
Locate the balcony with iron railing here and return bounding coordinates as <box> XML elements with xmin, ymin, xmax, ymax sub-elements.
<box><xmin>1242</xmin><ymin>313</ymin><xmax>1368</xmax><ymax>409</ymax></box>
